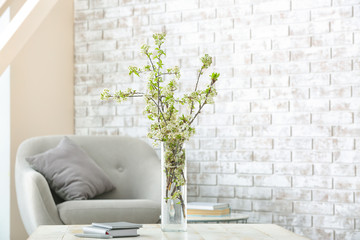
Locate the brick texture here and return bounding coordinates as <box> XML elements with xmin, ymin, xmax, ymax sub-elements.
<box><xmin>74</xmin><ymin>0</ymin><xmax>360</xmax><ymax>239</ymax></box>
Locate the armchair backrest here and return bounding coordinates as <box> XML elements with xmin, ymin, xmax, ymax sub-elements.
<box><xmin>75</xmin><ymin>136</ymin><xmax>161</xmax><ymax>202</ymax></box>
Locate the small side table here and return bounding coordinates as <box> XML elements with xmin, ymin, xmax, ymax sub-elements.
<box><xmin>187</xmin><ymin>213</ymin><xmax>249</xmax><ymax>223</ymax></box>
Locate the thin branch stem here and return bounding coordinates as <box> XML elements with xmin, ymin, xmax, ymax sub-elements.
<box><xmin>144</xmin><ymin>49</ymin><xmax>166</xmax><ymax>127</ymax></box>
<box><xmin>146</xmin><ymin>51</ymin><xmax>156</xmax><ymax>72</ymax></box>
<box><xmin>157</xmin><ymin>59</ymin><xmax>161</xmax><ymax>123</ymax></box>
<box><xmin>155</xmin><ymin>42</ymin><xmax>166</xmax><ymax>125</ymax></box>
<box><xmin>188</xmin><ymin>98</ymin><xmax>206</xmax><ymax>126</ymax></box>
<box><xmin>157</xmin><ymin>79</ymin><xmax>161</xmax><ymax>122</ymax></box>
<box><xmin>146</xmin><ymin>96</ymin><xmax>168</xmax><ymax>125</ymax></box>
<box><xmin>109</xmin><ymin>92</ymin><xmax>144</xmax><ymax>99</ymax></box>
<box><xmin>190</xmin><ymin>66</ymin><xmax>205</xmax><ymax>115</ymax></box>
<box><xmin>194</xmin><ymin>66</ymin><xmax>204</xmax><ymax>93</ymax></box>
<box><xmin>110</xmin><ymin>91</ymin><xmax>169</xmax><ymax>126</ymax></box>
<box><xmin>187</xmin><ymin>82</ymin><xmax>215</xmax><ymax>127</ymax></box>
<box><xmin>160</xmin><ymin>72</ymin><xmax>175</xmax><ymax>75</ymax></box>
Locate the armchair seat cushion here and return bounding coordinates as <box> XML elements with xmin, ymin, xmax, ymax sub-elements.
<box><xmin>57</xmin><ymin>199</ymin><xmax>160</xmax><ymax>224</ymax></box>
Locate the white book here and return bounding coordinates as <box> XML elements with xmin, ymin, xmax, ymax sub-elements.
<box><xmin>83</xmin><ymin>226</ymin><xmax>139</xmax><ymax>237</ymax></box>
<box><xmin>92</xmin><ymin>221</ymin><xmax>142</xmax><ymax>230</ymax></box>
<box><xmin>187</xmin><ymin>202</ymin><xmax>230</xmax><ymax>210</ymax></box>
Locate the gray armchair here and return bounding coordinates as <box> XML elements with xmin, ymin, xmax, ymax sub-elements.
<box><xmin>15</xmin><ymin>135</ymin><xmax>161</xmax><ymax>235</ymax></box>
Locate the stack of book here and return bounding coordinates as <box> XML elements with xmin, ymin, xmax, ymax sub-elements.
<box><xmin>187</xmin><ymin>202</ymin><xmax>231</xmax><ymax>218</ymax></box>
<box><xmin>82</xmin><ymin>222</ymin><xmax>142</xmax><ymax>238</ymax></box>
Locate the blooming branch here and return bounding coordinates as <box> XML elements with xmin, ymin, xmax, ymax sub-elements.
<box><xmin>100</xmin><ymin>32</ymin><xmax>220</xmax><ymax>218</ymax></box>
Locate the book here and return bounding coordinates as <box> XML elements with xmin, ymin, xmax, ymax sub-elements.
<box><xmin>82</xmin><ymin>222</ymin><xmax>142</xmax><ymax>238</ymax></box>
<box><xmin>91</xmin><ymin>222</ymin><xmax>143</xmax><ymax>230</ymax></box>
<box><xmin>83</xmin><ymin>226</ymin><xmax>139</xmax><ymax>237</ymax></box>
<box><xmin>75</xmin><ymin>233</ymin><xmax>113</xmax><ymax>239</ymax></box>
<box><xmin>187</xmin><ymin>202</ymin><xmax>230</xmax><ymax>210</ymax></box>
<box><xmin>187</xmin><ymin>207</ymin><xmax>231</xmax><ymax>216</ymax></box>
<box><xmin>187</xmin><ymin>214</ymin><xmax>231</xmax><ymax>218</ymax></box>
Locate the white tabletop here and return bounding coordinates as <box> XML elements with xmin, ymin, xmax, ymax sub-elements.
<box><xmin>28</xmin><ymin>224</ymin><xmax>310</xmax><ymax>240</ymax></box>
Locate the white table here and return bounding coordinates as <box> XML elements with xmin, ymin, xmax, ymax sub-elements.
<box><xmin>28</xmin><ymin>224</ymin><xmax>310</xmax><ymax>240</ymax></box>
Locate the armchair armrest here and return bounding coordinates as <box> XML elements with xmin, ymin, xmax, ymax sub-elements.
<box><xmin>15</xmin><ymin>161</ymin><xmax>63</xmax><ymax>235</ymax></box>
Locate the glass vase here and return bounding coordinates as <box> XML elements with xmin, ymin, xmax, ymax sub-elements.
<box><xmin>161</xmin><ymin>142</ymin><xmax>187</xmax><ymax>232</ymax></box>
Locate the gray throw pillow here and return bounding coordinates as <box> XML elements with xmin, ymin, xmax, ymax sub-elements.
<box><xmin>26</xmin><ymin>136</ymin><xmax>115</xmax><ymax>200</ymax></box>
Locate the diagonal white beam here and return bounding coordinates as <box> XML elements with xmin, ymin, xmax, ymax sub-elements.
<box><xmin>0</xmin><ymin>0</ymin><xmax>58</xmax><ymax>76</ymax></box>
<box><xmin>0</xmin><ymin>0</ymin><xmax>8</xmax><ymax>10</ymax></box>
<box><xmin>0</xmin><ymin>0</ymin><xmax>11</xmax><ymax>21</ymax></box>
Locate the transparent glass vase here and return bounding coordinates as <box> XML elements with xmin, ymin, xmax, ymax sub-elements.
<box><xmin>161</xmin><ymin>142</ymin><xmax>187</xmax><ymax>232</ymax></box>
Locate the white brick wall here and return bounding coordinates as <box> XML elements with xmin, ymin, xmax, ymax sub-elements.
<box><xmin>74</xmin><ymin>0</ymin><xmax>360</xmax><ymax>239</ymax></box>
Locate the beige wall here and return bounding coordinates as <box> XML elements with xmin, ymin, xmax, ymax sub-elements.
<box><xmin>10</xmin><ymin>0</ymin><xmax>74</xmax><ymax>239</ymax></box>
